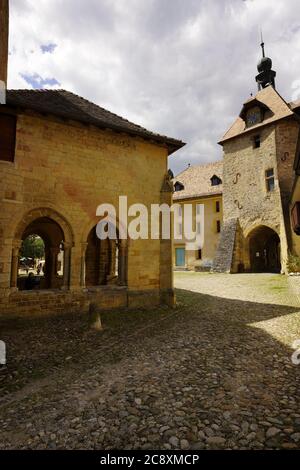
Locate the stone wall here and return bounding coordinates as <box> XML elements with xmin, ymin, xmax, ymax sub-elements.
<box><xmin>0</xmin><ymin>110</ymin><xmax>174</xmax><ymax>317</ymax></box>
<box><xmin>222</xmin><ymin>120</ymin><xmax>297</xmax><ymax>272</ymax></box>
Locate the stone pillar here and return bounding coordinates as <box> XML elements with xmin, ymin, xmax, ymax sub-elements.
<box><xmin>80</xmin><ymin>242</ymin><xmax>88</xmax><ymax>288</ymax></box>
<box><xmin>10</xmin><ymin>239</ymin><xmax>22</xmax><ymax>289</ymax></box>
<box><xmin>50</xmin><ymin>246</ymin><xmax>60</xmax><ymax>288</ymax></box>
<box><xmin>160</xmin><ymin>172</ymin><xmax>175</xmax><ymax>307</ymax></box>
<box><xmin>118</xmin><ymin>241</ymin><xmax>127</xmax><ymax>286</ymax></box>
<box><xmin>62</xmin><ymin>242</ymin><xmax>71</xmax><ymax>289</ymax></box>
<box><xmin>107</xmin><ymin>240</ymin><xmax>117</xmax><ymax>284</ymax></box>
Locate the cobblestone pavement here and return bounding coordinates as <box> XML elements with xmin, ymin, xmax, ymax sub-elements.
<box><xmin>0</xmin><ymin>273</ymin><xmax>300</xmax><ymax>450</ymax></box>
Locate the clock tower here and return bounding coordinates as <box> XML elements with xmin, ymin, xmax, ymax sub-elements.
<box><xmin>213</xmin><ymin>42</ymin><xmax>299</xmax><ymax>275</ymax></box>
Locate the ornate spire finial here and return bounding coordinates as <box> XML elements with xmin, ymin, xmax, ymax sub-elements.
<box><xmin>255</xmin><ymin>32</ymin><xmax>276</xmax><ymax>91</ymax></box>
<box><xmin>260</xmin><ymin>29</ymin><xmax>265</xmax><ymax>58</ymax></box>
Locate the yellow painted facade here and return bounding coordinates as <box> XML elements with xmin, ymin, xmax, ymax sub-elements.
<box><xmin>291</xmin><ymin>175</ymin><xmax>300</xmax><ymax>257</ymax></box>
<box><xmin>173</xmin><ymin>195</ymin><xmax>223</xmax><ymax>271</ymax></box>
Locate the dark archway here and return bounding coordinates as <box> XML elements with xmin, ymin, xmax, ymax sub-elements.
<box><xmin>84</xmin><ymin>226</ymin><xmax>126</xmax><ymax>288</ymax></box>
<box><xmin>16</xmin><ymin>217</ymin><xmax>66</xmax><ymax>290</ymax></box>
<box><xmin>248</xmin><ymin>226</ymin><xmax>281</xmax><ymax>273</ymax></box>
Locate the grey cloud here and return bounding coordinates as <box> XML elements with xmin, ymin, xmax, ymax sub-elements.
<box><xmin>9</xmin><ymin>0</ymin><xmax>300</xmax><ymax>175</ymax></box>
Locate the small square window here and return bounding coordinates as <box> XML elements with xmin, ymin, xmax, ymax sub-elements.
<box><xmin>216</xmin><ymin>201</ymin><xmax>220</xmax><ymax>213</ymax></box>
<box><xmin>265</xmin><ymin>169</ymin><xmax>275</xmax><ymax>192</ymax></box>
<box><xmin>217</xmin><ymin>220</ymin><xmax>221</xmax><ymax>233</ymax></box>
<box><xmin>253</xmin><ymin>135</ymin><xmax>261</xmax><ymax>149</ymax></box>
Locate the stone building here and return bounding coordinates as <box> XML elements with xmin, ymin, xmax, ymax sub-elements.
<box><xmin>173</xmin><ymin>162</ymin><xmax>223</xmax><ymax>271</ymax></box>
<box><xmin>0</xmin><ymin>3</ymin><xmax>185</xmax><ymax>317</ymax></box>
<box><xmin>0</xmin><ymin>90</ymin><xmax>184</xmax><ymax>317</ymax></box>
<box><xmin>290</xmin><ymin>138</ymin><xmax>300</xmax><ymax>257</ymax></box>
<box><xmin>213</xmin><ymin>42</ymin><xmax>300</xmax><ymax>274</ymax></box>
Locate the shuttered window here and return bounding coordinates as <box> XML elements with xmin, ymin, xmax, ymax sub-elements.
<box><xmin>291</xmin><ymin>202</ymin><xmax>300</xmax><ymax>235</ymax></box>
<box><xmin>0</xmin><ymin>114</ymin><xmax>16</xmax><ymax>162</ymax></box>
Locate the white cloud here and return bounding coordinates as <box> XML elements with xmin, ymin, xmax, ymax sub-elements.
<box><xmin>8</xmin><ymin>0</ymin><xmax>300</xmax><ymax>174</ymax></box>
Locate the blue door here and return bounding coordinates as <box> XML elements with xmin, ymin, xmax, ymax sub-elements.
<box><xmin>176</xmin><ymin>248</ymin><xmax>186</xmax><ymax>267</ymax></box>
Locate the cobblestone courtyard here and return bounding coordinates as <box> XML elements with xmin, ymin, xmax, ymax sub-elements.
<box><xmin>0</xmin><ymin>273</ymin><xmax>300</xmax><ymax>450</ymax></box>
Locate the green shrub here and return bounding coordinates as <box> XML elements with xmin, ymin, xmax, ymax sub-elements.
<box><xmin>287</xmin><ymin>253</ymin><xmax>300</xmax><ymax>273</ymax></box>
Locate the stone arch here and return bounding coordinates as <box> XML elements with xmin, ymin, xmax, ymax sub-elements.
<box><xmin>14</xmin><ymin>207</ymin><xmax>74</xmax><ymax>246</ymax></box>
<box><xmin>244</xmin><ymin>221</ymin><xmax>279</xmax><ymax>240</ymax></box>
<box><xmin>246</xmin><ymin>225</ymin><xmax>281</xmax><ymax>273</ymax></box>
<box><xmin>11</xmin><ymin>208</ymin><xmax>74</xmax><ymax>291</ymax></box>
<box><xmin>80</xmin><ymin>217</ymin><xmax>128</xmax><ymax>288</ymax></box>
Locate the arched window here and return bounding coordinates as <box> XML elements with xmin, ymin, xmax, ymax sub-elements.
<box><xmin>15</xmin><ymin>217</ymin><xmax>67</xmax><ymax>291</ymax></box>
<box><xmin>84</xmin><ymin>225</ymin><xmax>127</xmax><ymax>288</ymax></box>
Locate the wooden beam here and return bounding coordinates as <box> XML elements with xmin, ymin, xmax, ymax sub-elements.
<box><xmin>0</xmin><ymin>0</ymin><xmax>9</xmax><ymax>86</ymax></box>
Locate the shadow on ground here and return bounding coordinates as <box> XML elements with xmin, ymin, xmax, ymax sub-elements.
<box><xmin>0</xmin><ymin>288</ymin><xmax>299</xmax><ymax>449</ymax></box>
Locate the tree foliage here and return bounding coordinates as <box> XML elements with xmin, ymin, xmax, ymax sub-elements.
<box><xmin>20</xmin><ymin>235</ymin><xmax>45</xmax><ymax>260</ymax></box>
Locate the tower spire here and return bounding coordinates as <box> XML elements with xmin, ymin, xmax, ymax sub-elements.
<box><xmin>255</xmin><ymin>34</ymin><xmax>276</xmax><ymax>91</ymax></box>
<box><xmin>260</xmin><ymin>30</ymin><xmax>265</xmax><ymax>58</ymax></box>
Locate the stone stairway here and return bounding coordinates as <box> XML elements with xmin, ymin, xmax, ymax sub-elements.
<box><xmin>212</xmin><ymin>218</ymin><xmax>238</xmax><ymax>273</ymax></box>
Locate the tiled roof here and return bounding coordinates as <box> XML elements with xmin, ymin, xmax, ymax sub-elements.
<box><xmin>6</xmin><ymin>89</ymin><xmax>185</xmax><ymax>155</ymax></box>
<box><xmin>219</xmin><ymin>86</ymin><xmax>295</xmax><ymax>144</ymax></box>
<box><xmin>173</xmin><ymin>161</ymin><xmax>223</xmax><ymax>200</ymax></box>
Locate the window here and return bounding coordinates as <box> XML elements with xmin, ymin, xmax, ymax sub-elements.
<box><xmin>253</xmin><ymin>135</ymin><xmax>261</xmax><ymax>149</ymax></box>
<box><xmin>197</xmin><ymin>249</ymin><xmax>202</xmax><ymax>260</ymax></box>
<box><xmin>246</xmin><ymin>107</ymin><xmax>262</xmax><ymax>127</ymax></box>
<box><xmin>216</xmin><ymin>201</ymin><xmax>220</xmax><ymax>213</ymax></box>
<box><xmin>211</xmin><ymin>175</ymin><xmax>222</xmax><ymax>187</ymax></box>
<box><xmin>217</xmin><ymin>220</ymin><xmax>221</xmax><ymax>233</ymax></box>
<box><xmin>291</xmin><ymin>202</ymin><xmax>300</xmax><ymax>235</ymax></box>
<box><xmin>0</xmin><ymin>113</ymin><xmax>16</xmax><ymax>162</ymax></box>
<box><xmin>265</xmin><ymin>169</ymin><xmax>275</xmax><ymax>192</ymax></box>
<box><xmin>174</xmin><ymin>181</ymin><xmax>185</xmax><ymax>192</ymax></box>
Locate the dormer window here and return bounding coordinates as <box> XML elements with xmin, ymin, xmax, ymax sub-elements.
<box><xmin>211</xmin><ymin>175</ymin><xmax>222</xmax><ymax>187</ymax></box>
<box><xmin>174</xmin><ymin>181</ymin><xmax>185</xmax><ymax>192</ymax></box>
<box><xmin>246</xmin><ymin>107</ymin><xmax>262</xmax><ymax>127</ymax></box>
<box><xmin>239</xmin><ymin>99</ymin><xmax>271</xmax><ymax>129</ymax></box>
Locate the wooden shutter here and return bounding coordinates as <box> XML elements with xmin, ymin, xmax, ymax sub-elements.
<box><xmin>291</xmin><ymin>202</ymin><xmax>300</xmax><ymax>235</ymax></box>
<box><xmin>0</xmin><ymin>114</ymin><xmax>16</xmax><ymax>162</ymax></box>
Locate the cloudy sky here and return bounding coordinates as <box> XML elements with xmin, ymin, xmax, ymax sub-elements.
<box><xmin>8</xmin><ymin>0</ymin><xmax>300</xmax><ymax>174</ymax></box>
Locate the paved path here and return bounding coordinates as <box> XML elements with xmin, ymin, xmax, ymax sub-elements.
<box><xmin>0</xmin><ymin>273</ymin><xmax>300</xmax><ymax>450</ymax></box>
